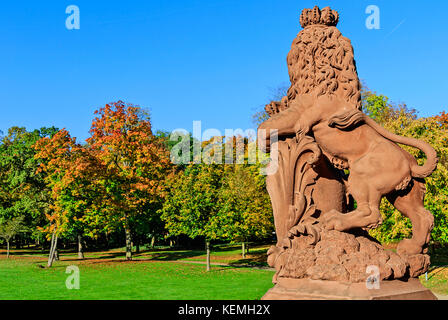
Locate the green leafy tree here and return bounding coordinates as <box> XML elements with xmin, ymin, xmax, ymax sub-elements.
<box><xmin>0</xmin><ymin>126</ymin><xmax>58</xmax><ymax>248</ymax></box>
<box><xmin>160</xmin><ymin>163</ymin><xmax>225</xmax><ymax>270</ymax></box>
<box><xmin>215</xmin><ymin>164</ymin><xmax>273</xmax><ymax>258</ymax></box>
<box><xmin>0</xmin><ymin>216</ymin><xmax>28</xmax><ymax>258</ymax></box>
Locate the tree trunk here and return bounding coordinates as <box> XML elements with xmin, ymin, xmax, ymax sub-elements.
<box><xmin>78</xmin><ymin>235</ymin><xmax>84</xmax><ymax>260</ymax></box>
<box><xmin>151</xmin><ymin>236</ymin><xmax>155</xmax><ymax>249</ymax></box>
<box><xmin>15</xmin><ymin>236</ymin><xmax>21</xmax><ymax>249</ymax></box>
<box><xmin>206</xmin><ymin>240</ymin><xmax>211</xmax><ymax>272</ymax></box>
<box><xmin>54</xmin><ymin>248</ymin><xmax>59</xmax><ymax>261</ymax></box>
<box><xmin>47</xmin><ymin>233</ymin><xmax>58</xmax><ymax>268</ymax></box>
<box><xmin>47</xmin><ymin>233</ymin><xmax>55</xmax><ymax>267</ymax></box>
<box><xmin>242</xmin><ymin>242</ymin><xmax>246</xmax><ymax>259</ymax></box>
<box><xmin>125</xmin><ymin>228</ymin><xmax>132</xmax><ymax>261</ymax></box>
<box><xmin>6</xmin><ymin>240</ymin><xmax>10</xmax><ymax>259</ymax></box>
<box><xmin>105</xmin><ymin>233</ymin><xmax>110</xmax><ymax>250</ymax></box>
<box><xmin>136</xmin><ymin>236</ymin><xmax>140</xmax><ymax>254</ymax></box>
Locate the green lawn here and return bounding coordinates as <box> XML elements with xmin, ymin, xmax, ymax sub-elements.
<box><xmin>419</xmin><ymin>247</ymin><xmax>448</xmax><ymax>296</ymax></box>
<box><xmin>420</xmin><ymin>267</ymin><xmax>448</xmax><ymax>296</ymax></box>
<box><xmin>1</xmin><ymin>244</ymin><xmax>447</xmax><ymax>299</ymax></box>
<box><xmin>0</xmin><ymin>247</ymin><xmax>275</xmax><ymax>300</ymax></box>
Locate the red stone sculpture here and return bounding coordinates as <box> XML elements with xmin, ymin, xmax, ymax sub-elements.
<box><xmin>258</xmin><ymin>6</ymin><xmax>439</xmax><ymax>299</ymax></box>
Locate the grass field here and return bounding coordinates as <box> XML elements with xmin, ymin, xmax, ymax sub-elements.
<box><xmin>0</xmin><ymin>244</ymin><xmax>275</xmax><ymax>300</ymax></box>
<box><xmin>419</xmin><ymin>247</ymin><xmax>448</xmax><ymax>296</ymax></box>
<box><xmin>0</xmin><ymin>243</ymin><xmax>447</xmax><ymax>300</ymax></box>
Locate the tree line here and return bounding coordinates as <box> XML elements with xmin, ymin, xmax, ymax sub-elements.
<box><xmin>0</xmin><ymin>101</ymin><xmax>273</xmax><ymax>268</ymax></box>
<box><xmin>0</xmin><ymin>87</ymin><xmax>447</xmax><ymax>268</ymax></box>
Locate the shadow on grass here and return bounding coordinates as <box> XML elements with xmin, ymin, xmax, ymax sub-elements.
<box><xmin>430</xmin><ymin>252</ymin><xmax>448</xmax><ymax>267</ymax></box>
<box><xmin>148</xmin><ymin>250</ymin><xmax>205</xmax><ymax>261</ymax></box>
<box><xmin>62</xmin><ymin>251</ymin><xmax>126</xmax><ymax>262</ymax></box>
<box><xmin>427</xmin><ymin>266</ymin><xmax>446</xmax><ymax>281</ymax></box>
<box><xmin>0</xmin><ymin>249</ymin><xmax>47</xmax><ymax>256</ymax></box>
<box><xmin>228</xmin><ymin>252</ymin><xmax>269</xmax><ymax>268</ymax></box>
<box><xmin>1</xmin><ymin>243</ymin><xmax>273</xmax><ymax>268</ymax></box>
<box><xmin>55</xmin><ymin>249</ymin><xmax>209</xmax><ymax>265</ymax></box>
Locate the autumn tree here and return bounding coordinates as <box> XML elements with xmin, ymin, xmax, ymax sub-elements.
<box><xmin>34</xmin><ymin>129</ymin><xmax>86</xmax><ymax>266</ymax></box>
<box><xmin>435</xmin><ymin>111</ymin><xmax>448</xmax><ymax>129</ymax></box>
<box><xmin>86</xmin><ymin>101</ymin><xmax>172</xmax><ymax>260</ymax></box>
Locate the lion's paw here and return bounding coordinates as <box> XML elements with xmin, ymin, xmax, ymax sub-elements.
<box><xmin>321</xmin><ymin>210</ymin><xmax>347</xmax><ymax>231</ymax></box>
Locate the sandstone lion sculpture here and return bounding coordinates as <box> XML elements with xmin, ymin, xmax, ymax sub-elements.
<box><xmin>257</xmin><ymin>6</ymin><xmax>439</xmax><ymax>289</ymax></box>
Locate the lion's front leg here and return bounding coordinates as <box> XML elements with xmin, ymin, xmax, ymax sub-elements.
<box><xmin>258</xmin><ymin>106</ymin><xmax>303</xmax><ymax>152</ymax></box>
<box><xmin>321</xmin><ymin>205</ymin><xmax>382</xmax><ymax>232</ymax></box>
<box><xmin>292</xmin><ymin>105</ymin><xmax>325</xmax><ymax>141</ymax></box>
<box><xmin>321</xmin><ymin>174</ymin><xmax>383</xmax><ymax>232</ymax></box>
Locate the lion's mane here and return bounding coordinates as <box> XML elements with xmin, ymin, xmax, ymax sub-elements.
<box><xmin>286</xmin><ymin>7</ymin><xmax>362</xmax><ymax>110</ymax></box>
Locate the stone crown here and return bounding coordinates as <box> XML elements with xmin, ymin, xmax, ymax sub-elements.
<box><xmin>300</xmin><ymin>6</ymin><xmax>339</xmax><ymax>28</ymax></box>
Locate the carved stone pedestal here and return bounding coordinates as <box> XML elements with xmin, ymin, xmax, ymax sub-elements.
<box><xmin>262</xmin><ymin>278</ymin><xmax>437</xmax><ymax>300</ymax></box>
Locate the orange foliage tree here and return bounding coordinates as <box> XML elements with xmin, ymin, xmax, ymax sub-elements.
<box><xmin>435</xmin><ymin>111</ymin><xmax>448</xmax><ymax>129</ymax></box>
<box><xmin>34</xmin><ymin>129</ymin><xmax>89</xmax><ymax>266</ymax></box>
<box><xmin>86</xmin><ymin>101</ymin><xmax>172</xmax><ymax>260</ymax></box>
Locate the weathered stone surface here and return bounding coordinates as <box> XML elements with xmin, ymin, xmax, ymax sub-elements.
<box><xmin>386</xmin><ymin>251</ymin><xmax>408</xmax><ymax>279</ymax></box>
<box><xmin>341</xmin><ymin>251</ymin><xmax>372</xmax><ymax>283</ymax></box>
<box><xmin>317</xmin><ymin>230</ymin><xmax>360</xmax><ymax>256</ymax></box>
<box><xmin>271</xmin><ymin>230</ymin><xmax>429</xmax><ymax>283</ymax></box>
<box><xmin>356</xmin><ymin>236</ymin><xmax>382</xmax><ymax>256</ymax></box>
<box><xmin>407</xmin><ymin>254</ymin><xmax>431</xmax><ymax>278</ymax></box>
<box><xmin>306</xmin><ymin>264</ymin><xmax>349</xmax><ymax>282</ymax></box>
<box><xmin>279</xmin><ymin>248</ymin><xmax>316</xmax><ymax>279</ymax></box>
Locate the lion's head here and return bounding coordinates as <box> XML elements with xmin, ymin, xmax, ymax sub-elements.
<box><xmin>286</xmin><ymin>6</ymin><xmax>362</xmax><ymax>110</ymax></box>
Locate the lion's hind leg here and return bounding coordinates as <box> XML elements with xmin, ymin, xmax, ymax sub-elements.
<box><xmin>386</xmin><ymin>178</ymin><xmax>434</xmax><ymax>256</ymax></box>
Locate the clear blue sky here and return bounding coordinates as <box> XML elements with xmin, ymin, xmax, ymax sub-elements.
<box><xmin>1</xmin><ymin>0</ymin><xmax>447</xmax><ymax>141</ymax></box>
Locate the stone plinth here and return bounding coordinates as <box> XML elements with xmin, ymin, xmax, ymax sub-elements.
<box><xmin>262</xmin><ymin>278</ymin><xmax>437</xmax><ymax>300</ymax></box>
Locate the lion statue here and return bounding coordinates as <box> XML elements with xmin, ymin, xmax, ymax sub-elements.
<box><xmin>258</xmin><ymin>6</ymin><xmax>438</xmax><ymax>257</ymax></box>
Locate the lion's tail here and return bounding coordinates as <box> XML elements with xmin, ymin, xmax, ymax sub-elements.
<box><xmin>363</xmin><ymin>116</ymin><xmax>438</xmax><ymax>178</ymax></box>
<box><xmin>328</xmin><ymin>109</ymin><xmax>439</xmax><ymax>178</ymax></box>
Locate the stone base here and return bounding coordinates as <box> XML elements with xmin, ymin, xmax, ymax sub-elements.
<box><xmin>262</xmin><ymin>278</ymin><xmax>437</xmax><ymax>300</ymax></box>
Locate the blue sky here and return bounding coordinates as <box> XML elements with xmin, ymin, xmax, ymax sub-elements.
<box><xmin>1</xmin><ymin>0</ymin><xmax>447</xmax><ymax>141</ymax></box>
